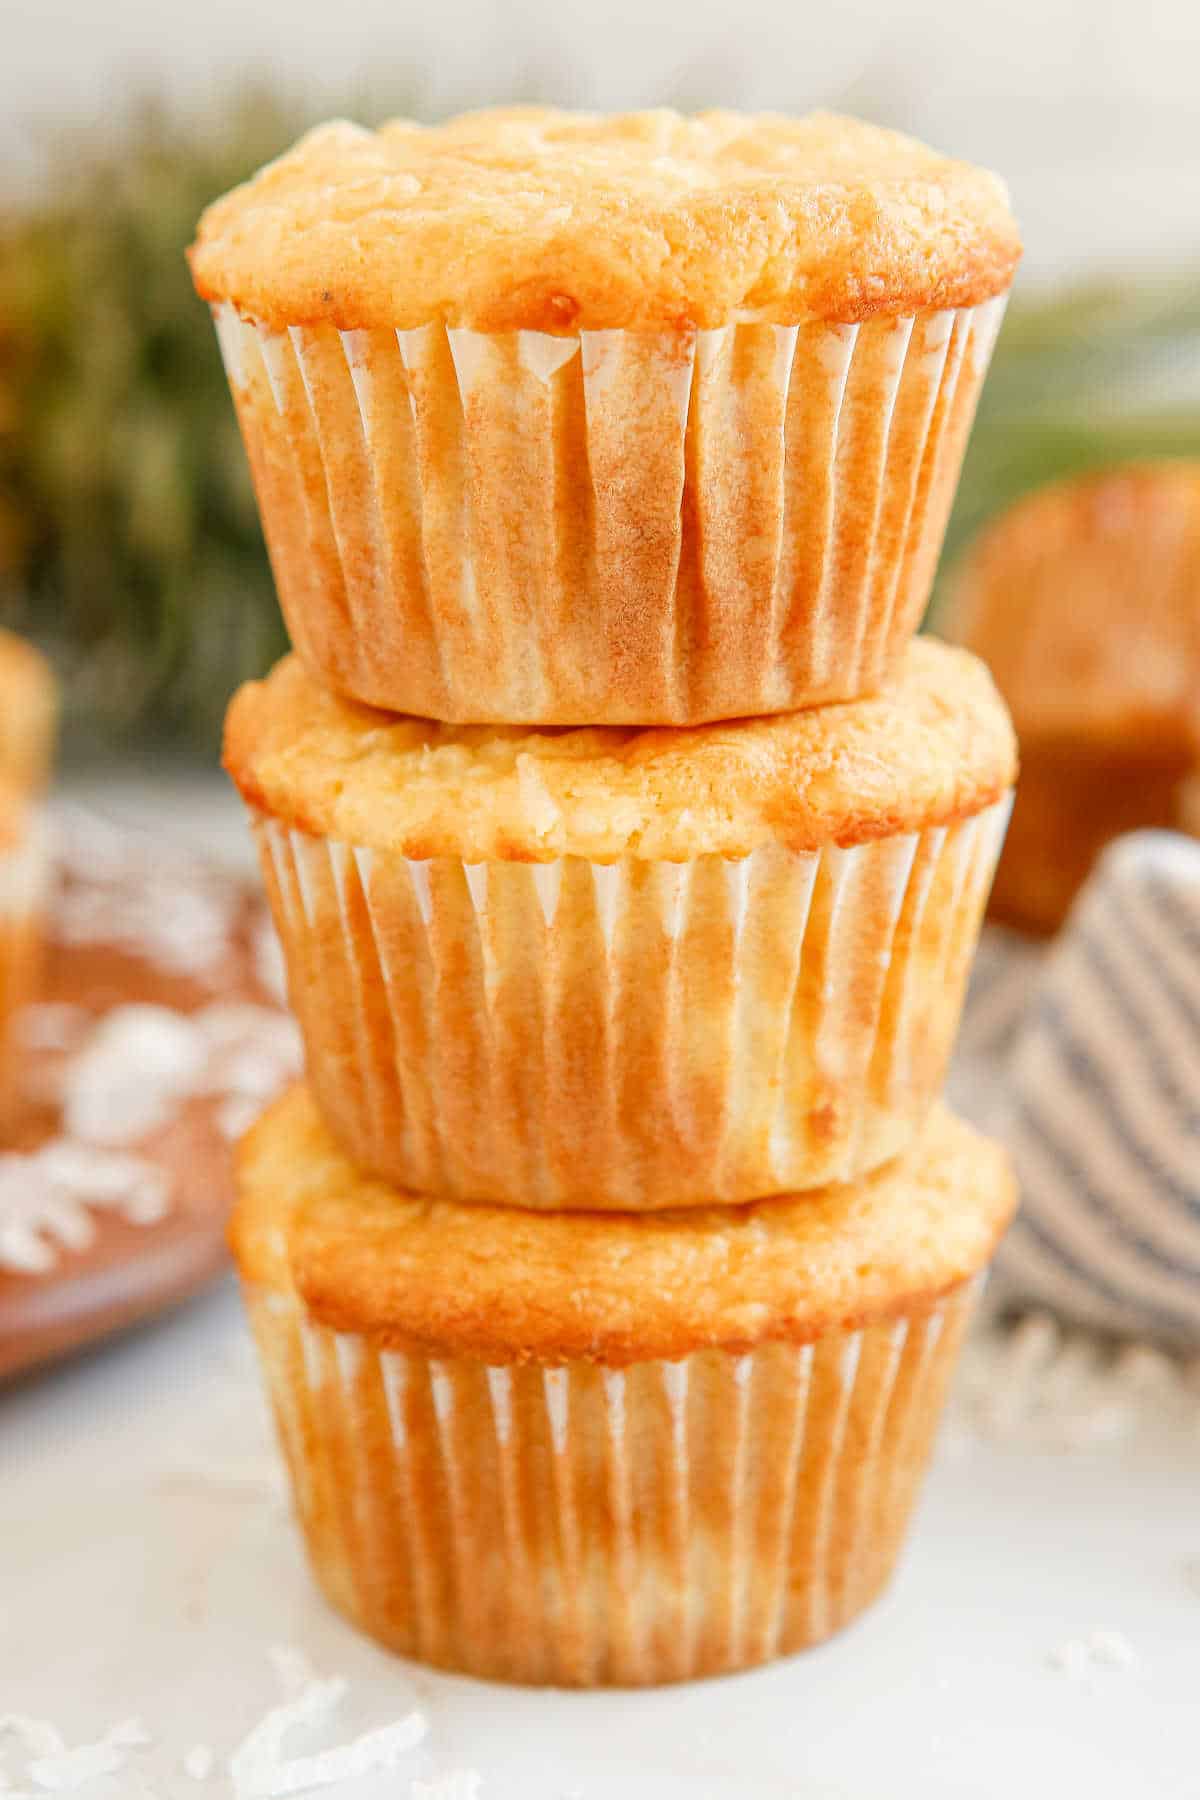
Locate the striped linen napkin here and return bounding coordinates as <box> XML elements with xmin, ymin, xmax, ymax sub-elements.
<box><xmin>950</xmin><ymin>831</ymin><xmax>1200</xmax><ymax>1344</ymax></box>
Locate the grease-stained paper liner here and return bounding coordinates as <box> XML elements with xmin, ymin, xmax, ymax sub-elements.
<box><xmin>0</xmin><ymin>820</ymin><xmax>50</xmax><ymax>1127</ymax></box>
<box><xmin>214</xmin><ymin>299</ymin><xmax>1007</xmax><ymax>725</ymax></box>
<box><xmin>244</xmin><ymin>1278</ymin><xmax>977</xmax><ymax>1686</ymax></box>
<box><xmin>252</xmin><ymin>798</ymin><xmax>1009</xmax><ymax>1209</ymax></box>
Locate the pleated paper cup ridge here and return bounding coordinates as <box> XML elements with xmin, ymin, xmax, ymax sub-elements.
<box><xmin>245</xmin><ymin>1278</ymin><xmax>977</xmax><ymax>1686</ymax></box>
<box><xmin>214</xmin><ymin>299</ymin><xmax>1007</xmax><ymax>725</ymax></box>
<box><xmin>251</xmin><ymin>796</ymin><xmax>1010</xmax><ymax>1209</ymax></box>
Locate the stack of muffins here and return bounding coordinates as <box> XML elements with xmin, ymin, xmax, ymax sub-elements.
<box><xmin>192</xmin><ymin>109</ymin><xmax>1022</xmax><ymax>1685</ymax></box>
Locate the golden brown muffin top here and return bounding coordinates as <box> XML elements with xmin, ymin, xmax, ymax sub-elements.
<box><xmin>944</xmin><ymin>462</ymin><xmax>1200</xmax><ymax>749</ymax></box>
<box><xmin>224</xmin><ymin>638</ymin><xmax>1016</xmax><ymax>862</ymax></box>
<box><xmin>233</xmin><ymin>1086</ymin><xmax>1015</xmax><ymax>1363</ymax></box>
<box><xmin>0</xmin><ymin>630</ymin><xmax>57</xmax><ymax>793</ymax></box>
<box><xmin>189</xmin><ymin>108</ymin><xmax>1020</xmax><ymax>334</ymax></box>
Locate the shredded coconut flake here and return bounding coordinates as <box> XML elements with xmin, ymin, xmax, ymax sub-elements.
<box><xmin>1046</xmin><ymin>1638</ymin><xmax>1089</xmax><ymax>1678</ymax></box>
<box><xmin>1</xmin><ymin>987</ymin><xmax>299</xmax><ymax>1276</ymax></box>
<box><xmin>51</xmin><ymin>805</ymin><xmax>241</xmax><ymax>982</ymax></box>
<box><xmin>1</xmin><ymin>1660</ymin><xmax>427</xmax><ymax>1799</ymax></box>
<box><xmin>0</xmin><ymin>1143</ymin><xmax>168</xmax><ymax>1273</ymax></box>
<box><xmin>55</xmin><ymin>1002</ymin><xmax>295</xmax><ymax>1151</ymax></box>
<box><xmin>230</xmin><ymin>1661</ymin><xmax>426</xmax><ymax>1799</ymax></box>
<box><xmin>61</xmin><ymin>1007</ymin><xmax>206</xmax><ymax>1144</ymax></box>
<box><xmin>0</xmin><ymin>1719</ymin><xmax>66</xmax><ymax>1761</ymax></box>
<box><xmin>229</xmin><ymin>1676</ymin><xmax>347</xmax><ymax>1796</ymax></box>
<box><xmin>1088</xmin><ymin>1627</ymin><xmax>1139</xmax><ymax>1670</ymax></box>
<box><xmin>1047</xmin><ymin>1629</ymin><xmax>1139</xmax><ymax>1679</ymax></box>
<box><xmin>25</xmin><ymin>1717</ymin><xmax>149</xmax><ymax>1792</ymax></box>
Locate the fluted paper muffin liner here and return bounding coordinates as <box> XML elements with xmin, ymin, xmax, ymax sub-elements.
<box><xmin>251</xmin><ymin>796</ymin><xmax>1010</xmax><ymax>1208</ymax></box>
<box><xmin>244</xmin><ymin>1277</ymin><xmax>978</xmax><ymax>1686</ymax></box>
<box><xmin>213</xmin><ymin>299</ymin><xmax>1007</xmax><ymax>724</ymax></box>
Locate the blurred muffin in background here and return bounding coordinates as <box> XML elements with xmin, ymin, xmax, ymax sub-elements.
<box><xmin>1180</xmin><ymin>698</ymin><xmax>1200</xmax><ymax>837</ymax></box>
<box><xmin>0</xmin><ymin>791</ymin><xmax>49</xmax><ymax>1133</ymax></box>
<box><xmin>0</xmin><ymin>629</ymin><xmax>58</xmax><ymax>795</ymax></box>
<box><xmin>943</xmin><ymin>462</ymin><xmax>1200</xmax><ymax>933</ymax></box>
<box><xmin>0</xmin><ymin>631</ymin><xmax>56</xmax><ymax>1129</ymax></box>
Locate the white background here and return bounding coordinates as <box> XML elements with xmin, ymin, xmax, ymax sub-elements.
<box><xmin>4</xmin><ymin>0</ymin><xmax>1200</xmax><ymax>286</ymax></box>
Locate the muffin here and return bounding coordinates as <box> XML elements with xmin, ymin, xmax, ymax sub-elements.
<box><xmin>943</xmin><ymin>462</ymin><xmax>1200</xmax><ymax>932</ymax></box>
<box><xmin>224</xmin><ymin>636</ymin><xmax>1015</xmax><ymax>1209</ymax></box>
<box><xmin>233</xmin><ymin>1086</ymin><xmax>1016</xmax><ymax>1685</ymax></box>
<box><xmin>191</xmin><ymin>108</ymin><xmax>1020</xmax><ymax>726</ymax></box>
<box><xmin>1180</xmin><ymin>698</ymin><xmax>1200</xmax><ymax>838</ymax></box>
<box><xmin>0</xmin><ymin>635</ymin><xmax>56</xmax><ymax>1128</ymax></box>
<box><xmin>0</xmin><ymin>629</ymin><xmax>57</xmax><ymax>794</ymax></box>
<box><xmin>0</xmin><ymin>791</ymin><xmax>51</xmax><ymax>1128</ymax></box>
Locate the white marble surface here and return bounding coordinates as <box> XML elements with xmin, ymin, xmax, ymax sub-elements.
<box><xmin>2</xmin><ymin>775</ymin><xmax>1198</xmax><ymax>1797</ymax></box>
<box><xmin>3</xmin><ymin>1280</ymin><xmax>1200</xmax><ymax>1798</ymax></box>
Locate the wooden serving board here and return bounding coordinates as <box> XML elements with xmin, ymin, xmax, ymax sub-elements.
<box><xmin>0</xmin><ymin>808</ymin><xmax>298</xmax><ymax>1381</ymax></box>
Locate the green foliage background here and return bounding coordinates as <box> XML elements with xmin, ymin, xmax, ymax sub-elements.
<box><xmin>2</xmin><ymin>99</ymin><xmax>1199</xmax><ymax>761</ymax></box>
<box><xmin>0</xmin><ymin>96</ymin><xmax>313</xmax><ymax>759</ymax></box>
